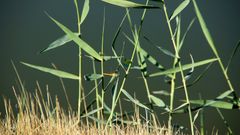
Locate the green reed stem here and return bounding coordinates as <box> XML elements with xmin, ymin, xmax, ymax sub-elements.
<box><xmin>105</xmin><ymin>10</ymin><xmax>138</xmax><ymax>127</ymax></box>
<box><xmin>74</xmin><ymin>0</ymin><xmax>82</xmax><ymax>121</ymax></box>
<box><xmin>162</xmin><ymin>2</ymin><xmax>194</xmax><ymax>135</ymax></box>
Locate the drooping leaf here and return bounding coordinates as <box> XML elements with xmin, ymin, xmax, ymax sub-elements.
<box><xmin>144</xmin><ymin>36</ymin><xmax>177</xmax><ymax>59</ymax></box>
<box><xmin>21</xmin><ymin>62</ymin><xmax>79</xmax><ymax>80</ymax></box>
<box><xmin>184</xmin><ymin>54</ymin><xmax>194</xmax><ymax>80</ymax></box>
<box><xmin>46</xmin><ymin>14</ymin><xmax>102</xmax><ymax>61</ymax></box>
<box><xmin>84</xmin><ymin>74</ymin><xmax>103</xmax><ymax>81</ymax></box>
<box><xmin>81</xmin><ymin>0</ymin><xmax>90</xmax><ymax>24</ymax></box>
<box><xmin>40</xmin><ymin>34</ymin><xmax>78</xmax><ymax>53</ymax></box>
<box><xmin>122</xmin><ymin>89</ymin><xmax>150</xmax><ymax>110</ymax></box>
<box><xmin>150</xmin><ymin>95</ymin><xmax>165</xmax><ymax>107</ymax></box>
<box><xmin>169</xmin><ymin>0</ymin><xmax>190</xmax><ymax>21</ymax></box>
<box><xmin>101</xmin><ymin>0</ymin><xmax>160</xmax><ymax>9</ymax></box>
<box><xmin>192</xmin><ymin>0</ymin><xmax>219</xmax><ymax>57</ymax></box>
<box><xmin>149</xmin><ymin>58</ymin><xmax>218</xmax><ymax>77</ymax></box>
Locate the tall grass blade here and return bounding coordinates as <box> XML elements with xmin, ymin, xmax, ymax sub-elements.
<box><xmin>122</xmin><ymin>89</ymin><xmax>150</xmax><ymax>110</ymax></box>
<box><xmin>46</xmin><ymin>14</ymin><xmax>102</xmax><ymax>61</ymax></box>
<box><xmin>149</xmin><ymin>58</ymin><xmax>218</xmax><ymax>77</ymax></box>
<box><xmin>81</xmin><ymin>107</ymin><xmax>103</xmax><ymax>118</ymax></box>
<box><xmin>226</xmin><ymin>40</ymin><xmax>240</xmax><ymax>72</ymax></box>
<box><xmin>40</xmin><ymin>34</ymin><xmax>77</xmax><ymax>53</ymax></box>
<box><xmin>21</xmin><ymin>62</ymin><xmax>79</xmax><ymax>80</ymax></box>
<box><xmin>80</xmin><ymin>0</ymin><xmax>90</xmax><ymax>24</ymax></box>
<box><xmin>184</xmin><ymin>54</ymin><xmax>194</xmax><ymax>80</ymax></box>
<box><xmin>169</xmin><ymin>0</ymin><xmax>190</xmax><ymax>21</ymax></box>
<box><xmin>101</xmin><ymin>0</ymin><xmax>160</xmax><ymax>9</ymax></box>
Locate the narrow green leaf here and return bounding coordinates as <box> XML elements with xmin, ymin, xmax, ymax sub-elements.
<box><xmin>149</xmin><ymin>58</ymin><xmax>218</xmax><ymax>77</ymax></box>
<box><xmin>152</xmin><ymin>90</ymin><xmax>170</xmax><ymax>96</ymax></box>
<box><xmin>216</xmin><ymin>90</ymin><xmax>233</xmax><ymax>100</ymax></box>
<box><xmin>144</xmin><ymin>36</ymin><xmax>177</xmax><ymax>59</ymax></box>
<box><xmin>40</xmin><ymin>34</ymin><xmax>78</xmax><ymax>53</ymax></box>
<box><xmin>150</xmin><ymin>95</ymin><xmax>165</xmax><ymax>107</ymax></box>
<box><xmin>81</xmin><ymin>0</ymin><xmax>90</xmax><ymax>24</ymax></box>
<box><xmin>84</xmin><ymin>74</ymin><xmax>103</xmax><ymax>81</ymax></box>
<box><xmin>46</xmin><ymin>14</ymin><xmax>102</xmax><ymax>61</ymax></box>
<box><xmin>178</xmin><ymin>18</ymin><xmax>195</xmax><ymax>51</ymax></box>
<box><xmin>21</xmin><ymin>62</ymin><xmax>79</xmax><ymax>80</ymax></box>
<box><xmin>101</xmin><ymin>0</ymin><xmax>160</xmax><ymax>8</ymax></box>
<box><xmin>189</xmin><ymin>100</ymin><xmax>238</xmax><ymax>110</ymax></box>
<box><xmin>192</xmin><ymin>0</ymin><xmax>219</xmax><ymax>56</ymax></box>
<box><xmin>170</xmin><ymin>0</ymin><xmax>190</xmax><ymax>21</ymax></box>
<box><xmin>122</xmin><ymin>89</ymin><xmax>150</xmax><ymax>110</ymax></box>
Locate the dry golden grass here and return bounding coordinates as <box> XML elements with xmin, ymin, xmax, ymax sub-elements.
<box><xmin>0</xmin><ymin>88</ymin><xmax>193</xmax><ymax>135</ymax></box>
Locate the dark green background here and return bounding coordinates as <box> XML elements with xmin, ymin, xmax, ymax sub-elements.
<box><xmin>1</xmin><ymin>0</ymin><xmax>240</xmax><ymax>134</ymax></box>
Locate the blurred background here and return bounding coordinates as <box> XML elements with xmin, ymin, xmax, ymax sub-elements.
<box><xmin>0</xmin><ymin>0</ymin><xmax>240</xmax><ymax>134</ymax></box>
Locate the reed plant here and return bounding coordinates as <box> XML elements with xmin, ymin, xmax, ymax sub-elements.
<box><xmin>1</xmin><ymin>0</ymin><xmax>240</xmax><ymax>134</ymax></box>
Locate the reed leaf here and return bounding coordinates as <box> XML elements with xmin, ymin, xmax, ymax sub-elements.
<box><xmin>21</xmin><ymin>62</ymin><xmax>79</xmax><ymax>80</ymax></box>
<box><xmin>101</xmin><ymin>0</ymin><xmax>159</xmax><ymax>8</ymax></box>
<box><xmin>149</xmin><ymin>58</ymin><xmax>218</xmax><ymax>77</ymax></box>
<box><xmin>169</xmin><ymin>0</ymin><xmax>190</xmax><ymax>21</ymax></box>
<box><xmin>84</xmin><ymin>74</ymin><xmax>103</xmax><ymax>81</ymax></box>
<box><xmin>40</xmin><ymin>34</ymin><xmax>78</xmax><ymax>53</ymax></box>
<box><xmin>47</xmin><ymin>14</ymin><xmax>102</xmax><ymax>61</ymax></box>
<box><xmin>189</xmin><ymin>100</ymin><xmax>239</xmax><ymax>110</ymax></box>
<box><xmin>192</xmin><ymin>0</ymin><xmax>218</xmax><ymax>56</ymax></box>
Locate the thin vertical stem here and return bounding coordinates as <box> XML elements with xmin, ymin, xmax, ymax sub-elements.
<box><xmin>162</xmin><ymin>2</ymin><xmax>194</xmax><ymax>135</ymax></box>
<box><xmin>74</xmin><ymin>0</ymin><xmax>82</xmax><ymax>121</ymax></box>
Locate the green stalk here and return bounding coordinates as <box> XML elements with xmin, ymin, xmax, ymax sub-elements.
<box><xmin>162</xmin><ymin>2</ymin><xmax>194</xmax><ymax>135</ymax></box>
<box><xmin>74</xmin><ymin>0</ymin><xmax>82</xmax><ymax>121</ymax></box>
<box><xmin>101</xmin><ymin>8</ymin><xmax>106</xmax><ymax>119</ymax></box>
<box><xmin>105</xmin><ymin>13</ymin><xmax>138</xmax><ymax>127</ymax></box>
<box><xmin>137</xmin><ymin>0</ymin><xmax>158</xmax><ymax>127</ymax></box>
<box><xmin>92</xmin><ymin>59</ymin><xmax>100</xmax><ymax>127</ymax></box>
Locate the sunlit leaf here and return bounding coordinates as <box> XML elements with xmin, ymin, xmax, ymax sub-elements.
<box><xmin>46</xmin><ymin>14</ymin><xmax>102</xmax><ymax>61</ymax></box>
<box><xmin>102</xmin><ymin>0</ymin><xmax>160</xmax><ymax>8</ymax></box>
<box><xmin>40</xmin><ymin>34</ymin><xmax>78</xmax><ymax>53</ymax></box>
<box><xmin>149</xmin><ymin>58</ymin><xmax>218</xmax><ymax>77</ymax></box>
<box><xmin>21</xmin><ymin>62</ymin><xmax>79</xmax><ymax>80</ymax></box>
<box><xmin>150</xmin><ymin>95</ymin><xmax>165</xmax><ymax>107</ymax></box>
<box><xmin>169</xmin><ymin>0</ymin><xmax>190</xmax><ymax>21</ymax></box>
